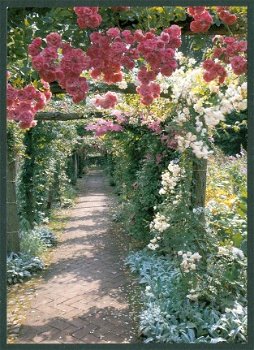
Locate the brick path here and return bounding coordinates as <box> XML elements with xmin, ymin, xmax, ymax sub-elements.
<box><xmin>17</xmin><ymin>169</ymin><xmax>137</xmax><ymax>344</ymax></box>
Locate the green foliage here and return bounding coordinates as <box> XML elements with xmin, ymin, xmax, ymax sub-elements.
<box><xmin>122</xmin><ymin>158</ymin><xmax>162</xmax><ymax>241</ymax></box>
<box><xmin>206</xmin><ymin>150</ymin><xmax>247</xmax><ymax>248</ymax></box>
<box><xmin>104</xmin><ymin>124</ymin><xmax>176</xmax><ymax>243</ymax></box>
<box><xmin>214</xmin><ymin>111</ymin><xmax>247</xmax><ymax>155</ymax></box>
<box><xmin>16</xmin><ymin>120</ymin><xmax>80</xmax><ymax>226</ymax></box>
<box><xmin>7</xmin><ymin>121</ymin><xmax>25</xmax><ymax>161</ymax></box>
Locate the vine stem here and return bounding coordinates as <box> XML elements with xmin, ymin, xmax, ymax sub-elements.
<box><xmin>225</xmin><ymin>24</ymin><xmax>234</xmax><ymax>36</ymax></box>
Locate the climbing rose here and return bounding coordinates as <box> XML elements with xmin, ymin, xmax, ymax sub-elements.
<box><xmin>216</xmin><ymin>7</ymin><xmax>237</xmax><ymax>25</ymax></box>
<box><xmin>92</xmin><ymin>92</ymin><xmax>118</xmax><ymax>109</ymax></box>
<box><xmin>74</xmin><ymin>7</ymin><xmax>102</xmax><ymax>29</ymax></box>
<box><xmin>65</xmin><ymin>77</ymin><xmax>89</xmax><ymax>103</ymax></box>
<box><xmin>7</xmin><ymin>77</ymin><xmax>51</xmax><ymax>129</ymax></box>
<box><xmin>137</xmin><ymin>82</ymin><xmax>161</xmax><ymax>105</ymax></box>
<box><xmin>86</xmin><ymin>119</ymin><xmax>123</xmax><ymax>136</ymax></box>
<box><xmin>188</xmin><ymin>7</ymin><xmax>213</xmax><ymax>33</ymax></box>
<box><xmin>203</xmin><ymin>59</ymin><xmax>227</xmax><ymax>83</ymax></box>
<box><xmin>202</xmin><ymin>35</ymin><xmax>247</xmax><ymax>83</ymax></box>
<box><xmin>189</xmin><ymin>9</ymin><xmax>213</xmax><ymax>33</ymax></box>
<box><xmin>46</xmin><ymin>32</ymin><xmax>62</xmax><ymax>47</ymax></box>
<box><xmin>137</xmin><ymin>67</ymin><xmax>157</xmax><ymax>84</ymax></box>
<box><xmin>106</xmin><ymin>27</ymin><xmax>121</xmax><ymax>38</ymax></box>
<box><xmin>60</xmin><ymin>48</ymin><xmax>90</xmax><ymax>76</ymax></box>
<box><xmin>29</xmin><ymin>34</ymin><xmax>90</xmax><ymax>103</ymax></box>
<box><xmin>31</xmin><ymin>24</ymin><xmax>181</xmax><ymax>106</ymax></box>
<box><xmin>187</xmin><ymin>7</ymin><xmax>206</xmax><ymax>17</ymax></box>
<box><xmin>230</xmin><ymin>56</ymin><xmax>247</xmax><ymax>75</ymax></box>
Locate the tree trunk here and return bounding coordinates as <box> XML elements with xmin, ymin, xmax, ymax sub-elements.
<box><xmin>7</xmin><ymin>152</ymin><xmax>20</xmax><ymax>253</ymax></box>
<box><xmin>190</xmin><ymin>158</ymin><xmax>208</xmax><ymax>209</ymax></box>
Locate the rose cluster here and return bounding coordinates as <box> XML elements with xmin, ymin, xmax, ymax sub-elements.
<box><xmin>176</xmin><ymin>132</ymin><xmax>212</xmax><ymax>159</ymax></box>
<box><xmin>87</xmin><ymin>26</ymin><xmax>181</xmax><ymax>104</ymax></box>
<box><xmin>216</xmin><ymin>6</ymin><xmax>237</xmax><ymax>25</ymax></box>
<box><xmin>202</xmin><ymin>59</ymin><xmax>227</xmax><ymax>83</ymax></box>
<box><xmin>187</xmin><ymin>7</ymin><xmax>213</xmax><ymax>33</ymax></box>
<box><xmin>135</xmin><ymin>26</ymin><xmax>181</xmax><ymax>104</ymax></box>
<box><xmin>87</xmin><ymin>28</ymin><xmax>135</xmax><ymax>84</ymax></box>
<box><xmin>202</xmin><ymin>36</ymin><xmax>247</xmax><ymax>83</ymax></box>
<box><xmin>92</xmin><ymin>92</ymin><xmax>118</xmax><ymax>109</ymax></box>
<box><xmin>187</xmin><ymin>6</ymin><xmax>237</xmax><ymax>33</ymax></box>
<box><xmin>29</xmin><ymin>33</ymin><xmax>90</xmax><ymax>103</ymax></box>
<box><xmin>213</xmin><ymin>36</ymin><xmax>247</xmax><ymax>75</ymax></box>
<box><xmin>7</xmin><ymin>77</ymin><xmax>51</xmax><ymax>129</ymax></box>
<box><xmin>74</xmin><ymin>7</ymin><xmax>102</xmax><ymax>29</ymax></box>
<box><xmin>85</xmin><ymin>119</ymin><xmax>123</xmax><ymax>136</ymax></box>
<box><xmin>30</xmin><ymin>25</ymin><xmax>181</xmax><ymax>106</ymax></box>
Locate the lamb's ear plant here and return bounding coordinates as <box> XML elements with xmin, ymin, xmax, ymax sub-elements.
<box><xmin>32</xmin><ymin>226</ymin><xmax>57</xmax><ymax>247</ymax></box>
<box><xmin>20</xmin><ymin>225</ymin><xmax>58</xmax><ymax>257</ymax></box>
<box><xmin>126</xmin><ymin>249</ymin><xmax>246</xmax><ymax>344</ymax></box>
<box><xmin>7</xmin><ymin>226</ymin><xmax>58</xmax><ymax>286</ymax></box>
<box><xmin>7</xmin><ymin>253</ymin><xmax>44</xmax><ymax>285</ymax></box>
<box><xmin>20</xmin><ymin>230</ymin><xmax>47</xmax><ymax>257</ymax></box>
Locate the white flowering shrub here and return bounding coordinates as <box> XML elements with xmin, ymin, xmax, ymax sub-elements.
<box><xmin>178</xmin><ymin>251</ymin><xmax>202</xmax><ymax>273</ymax></box>
<box><xmin>149</xmin><ymin>213</ymin><xmax>170</xmax><ymax>233</ymax></box>
<box><xmin>157</xmin><ymin>62</ymin><xmax>247</xmax><ymax>160</ymax></box>
<box><xmin>159</xmin><ymin>160</ymin><xmax>183</xmax><ymax>195</ymax></box>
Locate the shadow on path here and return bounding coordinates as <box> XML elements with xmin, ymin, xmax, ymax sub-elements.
<box><xmin>15</xmin><ymin>169</ymin><xmax>138</xmax><ymax>344</ymax></box>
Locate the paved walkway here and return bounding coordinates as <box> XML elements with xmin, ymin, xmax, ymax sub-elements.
<box><xmin>17</xmin><ymin>169</ymin><xmax>137</xmax><ymax>344</ymax></box>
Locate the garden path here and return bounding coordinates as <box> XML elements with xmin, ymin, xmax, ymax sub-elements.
<box><xmin>17</xmin><ymin>169</ymin><xmax>137</xmax><ymax>344</ymax></box>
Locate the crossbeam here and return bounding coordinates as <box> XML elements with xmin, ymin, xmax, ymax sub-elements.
<box><xmin>35</xmin><ymin>111</ymin><xmax>103</xmax><ymax>121</ymax></box>
<box><xmin>50</xmin><ymin>82</ymin><xmax>173</xmax><ymax>98</ymax></box>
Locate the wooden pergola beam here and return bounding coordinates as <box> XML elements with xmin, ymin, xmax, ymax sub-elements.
<box><xmin>35</xmin><ymin>111</ymin><xmax>103</xmax><ymax>121</ymax></box>
<box><xmin>36</xmin><ymin>112</ymin><xmax>84</xmax><ymax>121</ymax></box>
<box><xmin>50</xmin><ymin>82</ymin><xmax>172</xmax><ymax>97</ymax></box>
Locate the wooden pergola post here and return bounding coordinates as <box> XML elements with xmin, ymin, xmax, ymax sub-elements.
<box><xmin>7</xmin><ymin>151</ymin><xmax>20</xmax><ymax>253</ymax></box>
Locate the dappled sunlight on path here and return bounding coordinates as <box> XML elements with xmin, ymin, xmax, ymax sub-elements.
<box><xmin>17</xmin><ymin>169</ymin><xmax>137</xmax><ymax>344</ymax></box>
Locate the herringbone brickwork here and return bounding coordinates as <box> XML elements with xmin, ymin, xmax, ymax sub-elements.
<box><xmin>17</xmin><ymin>170</ymin><xmax>137</xmax><ymax>344</ymax></box>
